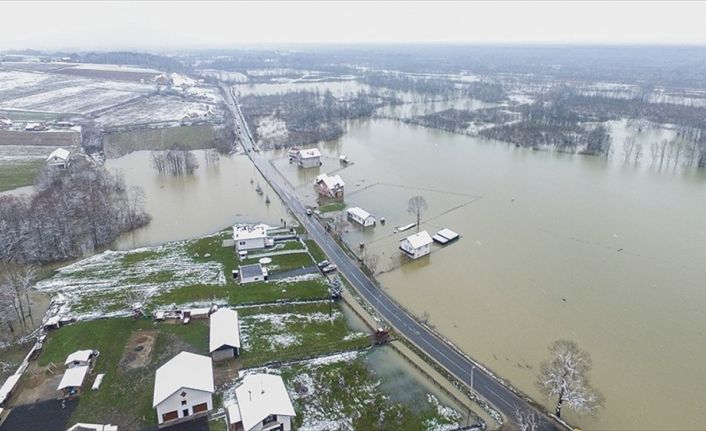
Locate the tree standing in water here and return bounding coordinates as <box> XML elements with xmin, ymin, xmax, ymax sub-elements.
<box><xmin>407</xmin><ymin>195</ymin><xmax>428</xmax><ymax>233</ymax></box>
<box><xmin>537</xmin><ymin>339</ymin><xmax>604</xmax><ymax>418</ymax></box>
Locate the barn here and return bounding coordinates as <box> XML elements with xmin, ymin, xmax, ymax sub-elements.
<box><xmin>209</xmin><ymin>308</ymin><xmax>241</xmax><ymax>361</ymax></box>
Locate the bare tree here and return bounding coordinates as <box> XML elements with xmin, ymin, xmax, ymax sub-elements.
<box><xmin>537</xmin><ymin>339</ymin><xmax>604</xmax><ymax>418</ymax></box>
<box><xmin>0</xmin><ymin>263</ymin><xmax>36</xmax><ymax>329</ymax></box>
<box><xmin>633</xmin><ymin>143</ymin><xmax>643</xmax><ymax>164</ymax></box>
<box><xmin>514</xmin><ymin>408</ymin><xmax>541</xmax><ymax>431</ymax></box>
<box><xmin>363</xmin><ymin>253</ymin><xmax>380</xmax><ymax>275</ymax></box>
<box><xmin>407</xmin><ymin>195</ymin><xmax>428</xmax><ymax>232</ymax></box>
<box><xmin>622</xmin><ymin>137</ymin><xmax>636</xmax><ymax>164</ymax></box>
<box><xmin>204</xmin><ymin>149</ymin><xmax>220</xmax><ymax>165</ymax></box>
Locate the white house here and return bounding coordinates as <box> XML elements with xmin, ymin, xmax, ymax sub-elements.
<box><xmin>233</xmin><ymin>224</ymin><xmax>274</xmax><ymax>253</ymax></box>
<box><xmin>57</xmin><ymin>365</ymin><xmax>89</xmax><ymax>399</ymax></box>
<box><xmin>295</xmin><ymin>148</ymin><xmax>322</xmax><ymax>168</ymax></box>
<box><xmin>209</xmin><ymin>308</ymin><xmax>241</xmax><ymax>361</ymax></box>
<box><xmin>153</xmin><ymin>352</ymin><xmax>214</xmax><ymax>427</ymax></box>
<box><xmin>399</xmin><ymin>230</ymin><xmax>433</xmax><ymax>259</ymax></box>
<box><xmin>226</xmin><ymin>373</ymin><xmax>296</xmax><ymax>431</ymax></box>
<box><xmin>46</xmin><ymin>147</ymin><xmax>71</xmax><ymax>169</ymax></box>
<box><xmin>66</xmin><ymin>423</ymin><xmax>118</xmax><ymax>431</ymax></box>
<box><xmin>346</xmin><ymin>207</ymin><xmax>376</xmax><ymax>227</ymax></box>
<box><xmin>65</xmin><ymin>349</ymin><xmax>98</xmax><ymax>368</ymax></box>
<box><xmin>238</xmin><ymin>263</ymin><xmax>268</xmax><ymax>284</ymax></box>
<box><xmin>315</xmin><ymin>174</ymin><xmax>345</xmax><ymax>199</ymax></box>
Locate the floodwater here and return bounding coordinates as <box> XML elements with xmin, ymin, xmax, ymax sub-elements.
<box><xmin>268</xmin><ymin>119</ymin><xmax>706</xmax><ymax>430</ymax></box>
<box><xmin>95</xmin><ymin>117</ymin><xmax>706</xmax><ymax>429</ymax></box>
<box><xmin>108</xmin><ymin>151</ymin><xmax>290</xmax><ymax>250</ymax></box>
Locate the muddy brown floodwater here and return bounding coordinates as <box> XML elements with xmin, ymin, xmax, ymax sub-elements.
<box><xmin>102</xmin><ymin>117</ymin><xmax>706</xmax><ymax>430</ymax></box>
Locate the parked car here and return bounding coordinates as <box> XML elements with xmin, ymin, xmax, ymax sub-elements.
<box><xmin>322</xmin><ymin>264</ymin><xmax>337</xmax><ymax>273</ymax></box>
<box><xmin>306</xmin><ymin>208</ymin><xmax>313</xmax><ymax>216</ymax></box>
<box><xmin>317</xmin><ymin>260</ymin><xmax>330</xmax><ymax>269</ymax></box>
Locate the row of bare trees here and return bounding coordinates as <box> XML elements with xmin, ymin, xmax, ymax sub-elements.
<box><xmin>0</xmin><ymin>158</ymin><xmax>150</xmax><ymax>265</ymax></box>
<box><xmin>151</xmin><ymin>146</ymin><xmax>199</xmax><ymax>175</ymax></box>
<box><xmin>0</xmin><ymin>264</ymin><xmax>36</xmax><ymax>342</ymax></box>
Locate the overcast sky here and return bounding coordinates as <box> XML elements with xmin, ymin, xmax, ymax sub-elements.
<box><xmin>3</xmin><ymin>1</ymin><xmax>706</xmax><ymax>51</ymax></box>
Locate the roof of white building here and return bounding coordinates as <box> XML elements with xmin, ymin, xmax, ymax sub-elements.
<box><xmin>153</xmin><ymin>352</ymin><xmax>214</xmax><ymax>407</ymax></box>
<box><xmin>58</xmin><ymin>365</ymin><xmax>89</xmax><ymax>390</ymax></box>
<box><xmin>232</xmin><ymin>374</ymin><xmax>296</xmax><ymax>431</ymax></box>
<box><xmin>402</xmin><ymin>230</ymin><xmax>433</xmax><ymax>249</ymax></box>
<box><xmin>0</xmin><ymin>374</ymin><xmax>21</xmax><ymax>404</ymax></box>
<box><xmin>298</xmin><ymin>148</ymin><xmax>321</xmax><ymax>159</ymax></box>
<box><xmin>346</xmin><ymin>207</ymin><xmax>373</xmax><ymax>220</ymax></box>
<box><xmin>436</xmin><ymin>228</ymin><xmax>459</xmax><ymax>241</ymax></box>
<box><xmin>233</xmin><ymin>224</ymin><xmax>269</xmax><ymax>241</ymax></box>
<box><xmin>66</xmin><ymin>423</ymin><xmax>118</xmax><ymax>431</ymax></box>
<box><xmin>320</xmin><ymin>174</ymin><xmax>345</xmax><ymax>190</ymax></box>
<box><xmin>65</xmin><ymin>349</ymin><xmax>94</xmax><ymax>365</ymax></box>
<box><xmin>209</xmin><ymin>308</ymin><xmax>241</xmax><ymax>352</ymax></box>
<box><xmin>47</xmin><ymin>147</ymin><xmax>70</xmax><ymax>162</ymax></box>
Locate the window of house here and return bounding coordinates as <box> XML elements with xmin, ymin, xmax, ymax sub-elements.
<box><xmin>181</xmin><ymin>400</ymin><xmax>187</xmax><ymax>406</ymax></box>
<box><xmin>263</xmin><ymin>414</ymin><xmax>277</xmax><ymax>425</ymax></box>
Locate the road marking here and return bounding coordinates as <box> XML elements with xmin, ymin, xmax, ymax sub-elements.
<box><xmin>482</xmin><ymin>384</ymin><xmax>515</xmax><ymax>408</ymax></box>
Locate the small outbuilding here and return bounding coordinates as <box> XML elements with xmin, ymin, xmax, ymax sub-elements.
<box><xmin>66</xmin><ymin>423</ymin><xmax>118</xmax><ymax>431</ymax></box>
<box><xmin>58</xmin><ymin>365</ymin><xmax>89</xmax><ymax>399</ymax></box>
<box><xmin>399</xmin><ymin>230</ymin><xmax>433</xmax><ymax>259</ymax></box>
<box><xmin>226</xmin><ymin>373</ymin><xmax>296</xmax><ymax>431</ymax></box>
<box><xmin>0</xmin><ymin>374</ymin><xmax>22</xmax><ymax>406</ymax></box>
<box><xmin>295</xmin><ymin>148</ymin><xmax>322</xmax><ymax>168</ymax></box>
<box><xmin>209</xmin><ymin>308</ymin><xmax>241</xmax><ymax>361</ymax></box>
<box><xmin>46</xmin><ymin>147</ymin><xmax>71</xmax><ymax>169</ymax></box>
<box><xmin>153</xmin><ymin>352</ymin><xmax>214</xmax><ymax>427</ymax></box>
<box><xmin>346</xmin><ymin>207</ymin><xmax>376</xmax><ymax>227</ymax></box>
<box><xmin>432</xmin><ymin>228</ymin><xmax>460</xmax><ymax>244</ymax></box>
<box><xmin>65</xmin><ymin>349</ymin><xmax>98</xmax><ymax>368</ymax></box>
<box><xmin>238</xmin><ymin>263</ymin><xmax>268</xmax><ymax>284</ymax></box>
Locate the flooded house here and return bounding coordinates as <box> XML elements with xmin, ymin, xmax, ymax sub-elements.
<box><xmin>295</xmin><ymin>147</ymin><xmax>322</xmax><ymax>168</ymax></box>
<box><xmin>225</xmin><ymin>373</ymin><xmax>296</xmax><ymax>431</ymax></box>
<box><xmin>346</xmin><ymin>207</ymin><xmax>376</xmax><ymax>227</ymax></box>
<box><xmin>153</xmin><ymin>352</ymin><xmax>214</xmax><ymax>427</ymax></box>
<box><xmin>315</xmin><ymin>173</ymin><xmax>345</xmax><ymax>199</ymax></box>
<box><xmin>209</xmin><ymin>308</ymin><xmax>241</xmax><ymax>361</ymax></box>
<box><xmin>399</xmin><ymin>231</ymin><xmax>433</xmax><ymax>259</ymax></box>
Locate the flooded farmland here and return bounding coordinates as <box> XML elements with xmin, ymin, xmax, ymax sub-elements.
<box><xmin>89</xmin><ymin>116</ymin><xmax>706</xmax><ymax>430</ymax></box>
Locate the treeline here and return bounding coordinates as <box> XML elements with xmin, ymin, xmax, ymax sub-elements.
<box><xmin>240</xmin><ymin>90</ymin><xmax>378</xmax><ymax>148</ymax></box>
<box><xmin>0</xmin><ymin>158</ymin><xmax>150</xmax><ymax>265</ymax></box>
<box><xmin>403</xmin><ymin>108</ymin><xmax>516</xmax><ymax>133</ymax></box>
<box><xmin>70</xmin><ymin>51</ymin><xmax>190</xmax><ymax>73</ymax></box>
<box><xmin>480</xmin><ymin>122</ymin><xmax>612</xmax><ymax>156</ymax></box>
<box><xmin>362</xmin><ymin>73</ymin><xmax>506</xmax><ymax>103</ymax></box>
<box><xmin>151</xmin><ymin>146</ymin><xmax>199</xmax><ymax>175</ymax></box>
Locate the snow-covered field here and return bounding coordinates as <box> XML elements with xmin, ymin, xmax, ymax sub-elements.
<box><xmin>94</xmin><ymin>95</ymin><xmax>218</xmax><ymax>126</ymax></box>
<box><xmin>33</xmin><ymin>240</ymin><xmax>226</xmax><ymax>319</ymax></box>
<box><xmin>199</xmin><ymin>69</ymin><xmax>248</xmax><ymax>83</ymax></box>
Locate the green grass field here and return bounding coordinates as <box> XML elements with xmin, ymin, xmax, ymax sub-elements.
<box><xmin>0</xmin><ymin>159</ymin><xmax>43</xmax><ymax>192</ymax></box>
<box><xmin>38</xmin><ymin>318</ymin><xmax>208</xmax><ymax>429</ymax></box>
<box><xmin>103</xmin><ymin>124</ymin><xmax>216</xmax><ymax>158</ymax></box>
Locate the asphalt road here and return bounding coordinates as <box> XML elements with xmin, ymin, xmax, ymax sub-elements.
<box><xmin>221</xmin><ymin>84</ymin><xmax>560</xmax><ymax>431</ymax></box>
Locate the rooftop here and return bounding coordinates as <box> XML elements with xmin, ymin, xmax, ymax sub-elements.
<box><xmin>298</xmin><ymin>148</ymin><xmax>321</xmax><ymax>159</ymax></box>
<box><xmin>209</xmin><ymin>308</ymin><xmax>241</xmax><ymax>353</ymax></box>
<box><xmin>233</xmin><ymin>224</ymin><xmax>269</xmax><ymax>241</ymax></box>
<box><xmin>347</xmin><ymin>207</ymin><xmax>373</xmax><ymax>220</ymax></box>
<box><xmin>58</xmin><ymin>365</ymin><xmax>89</xmax><ymax>390</ymax></box>
<box><xmin>232</xmin><ymin>373</ymin><xmax>296</xmax><ymax>431</ymax></box>
<box><xmin>65</xmin><ymin>349</ymin><xmax>94</xmax><ymax>366</ymax></box>
<box><xmin>153</xmin><ymin>352</ymin><xmax>214</xmax><ymax>407</ymax></box>
<box><xmin>319</xmin><ymin>173</ymin><xmax>345</xmax><ymax>190</ymax></box>
<box><xmin>402</xmin><ymin>230</ymin><xmax>433</xmax><ymax>249</ymax></box>
<box><xmin>239</xmin><ymin>263</ymin><xmax>265</xmax><ymax>279</ymax></box>
<box><xmin>47</xmin><ymin>147</ymin><xmax>70</xmax><ymax>162</ymax></box>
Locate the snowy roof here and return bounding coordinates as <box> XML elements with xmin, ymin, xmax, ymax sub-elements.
<box><xmin>0</xmin><ymin>374</ymin><xmax>21</xmax><ymax>404</ymax></box>
<box><xmin>226</xmin><ymin>403</ymin><xmax>242</xmax><ymax>425</ymax></box>
<box><xmin>209</xmin><ymin>308</ymin><xmax>241</xmax><ymax>352</ymax></box>
<box><xmin>47</xmin><ymin>147</ymin><xmax>70</xmax><ymax>162</ymax></box>
<box><xmin>239</xmin><ymin>263</ymin><xmax>265</xmax><ymax>279</ymax></box>
<box><xmin>298</xmin><ymin>148</ymin><xmax>321</xmax><ymax>159</ymax></box>
<box><xmin>233</xmin><ymin>374</ymin><xmax>296</xmax><ymax>430</ymax></box>
<box><xmin>320</xmin><ymin>174</ymin><xmax>345</xmax><ymax>190</ymax></box>
<box><xmin>233</xmin><ymin>224</ymin><xmax>269</xmax><ymax>241</ymax></box>
<box><xmin>65</xmin><ymin>350</ymin><xmax>94</xmax><ymax>365</ymax></box>
<box><xmin>58</xmin><ymin>365</ymin><xmax>89</xmax><ymax>390</ymax></box>
<box><xmin>402</xmin><ymin>231</ymin><xmax>433</xmax><ymax>249</ymax></box>
<box><xmin>153</xmin><ymin>352</ymin><xmax>214</xmax><ymax>407</ymax></box>
<box><xmin>436</xmin><ymin>228</ymin><xmax>459</xmax><ymax>241</ymax></box>
<box><xmin>346</xmin><ymin>207</ymin><xmax>373</xmax><ymax>220</ymax></box>
<box><xmin>66</xmin><ymin>423</ymin><xmax>118</xmax><ymax>431</ymax></box>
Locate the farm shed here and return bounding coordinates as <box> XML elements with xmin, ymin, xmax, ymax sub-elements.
<box><xmin>209</xmin><ymin>308</ymin><xmax>241</xmax><ymax>361</ymax></box>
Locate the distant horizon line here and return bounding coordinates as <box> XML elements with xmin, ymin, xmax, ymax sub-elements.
<box><xmin>4</xmin><ymin>41</ymin><xmax>706</xmax><ymax>54</ymax></box>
